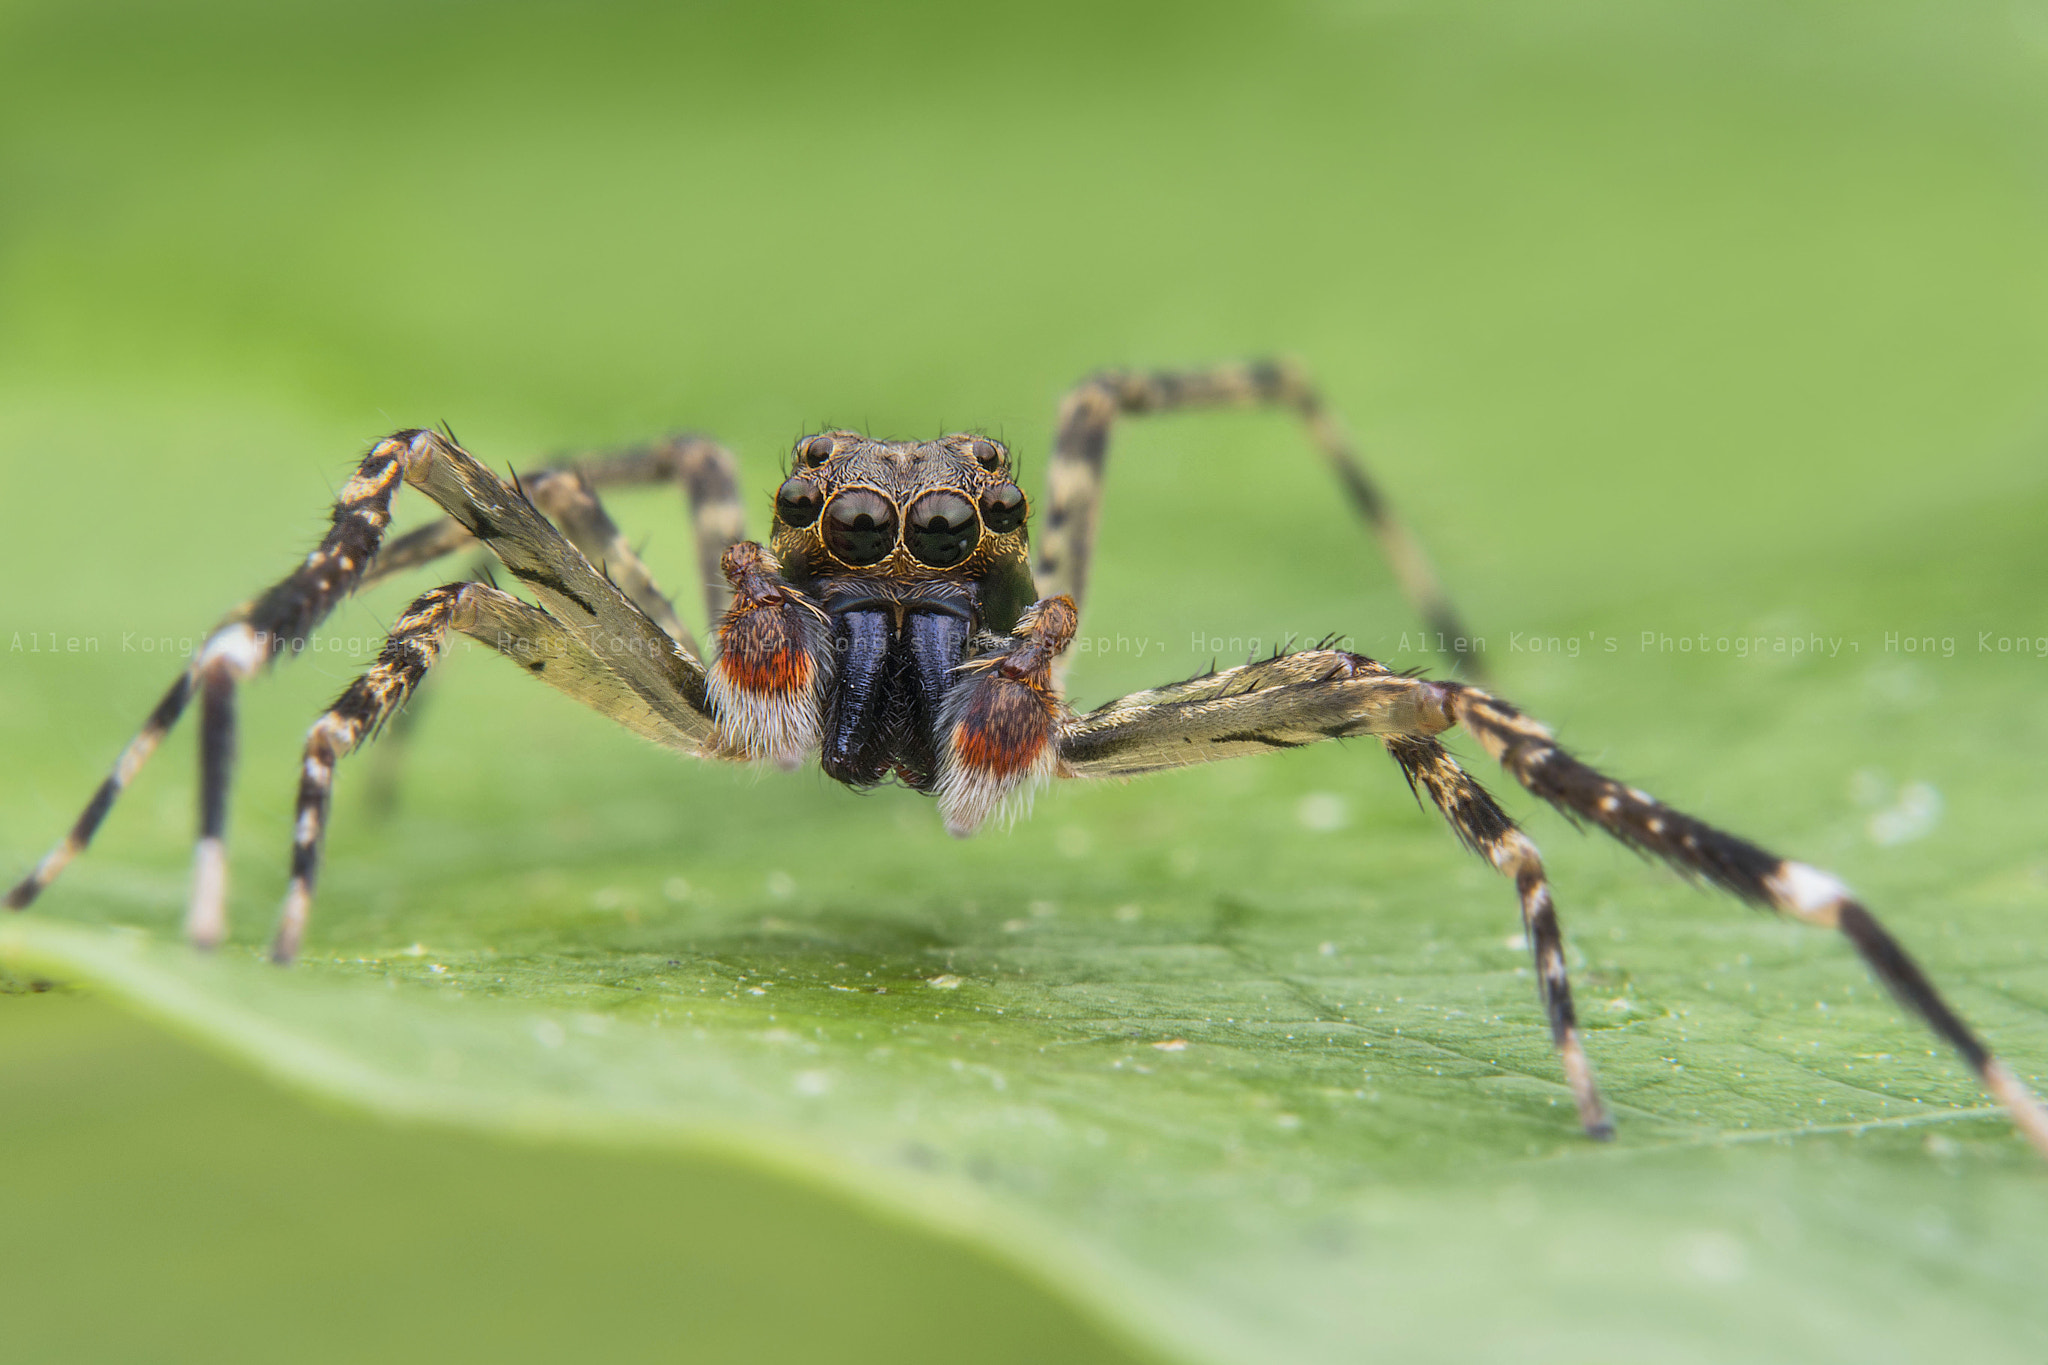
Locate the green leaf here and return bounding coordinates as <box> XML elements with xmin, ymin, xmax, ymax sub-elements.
<box><xmin>8</xmin><ymin>477</ymin><xmax>2048</xmax><ymax>1361</ymax></box>
<box><xmin>6</xmin><ymin>1</ymin><xmax>2048</xmax><ymax>1360</ymax></box>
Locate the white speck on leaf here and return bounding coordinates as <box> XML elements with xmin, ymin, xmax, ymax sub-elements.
<box><xmin>1296</xmin><ymin>792</ymin><xmax>1349</xmax><ymax>832</ymax></box>
<box><xmin>1869</xmin><ymin>781</ymin><xmax>1941</xmax><ymax>846</ymax></box>
<box><xmin>1672</xmin><ymin>1231</ymin><xmax>1748</xmax><ymax>1285</ymax></box>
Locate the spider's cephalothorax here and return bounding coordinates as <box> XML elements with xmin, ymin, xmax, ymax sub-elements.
<box><xmin>9</xmin><ymin>360</ymin><xmax>2047</xmax><ymax>1159</ymax></box>
<box><xmin>715</xmin><ymin>430</ymin><xmax>1039</xmax><ymax>795</ymax></box>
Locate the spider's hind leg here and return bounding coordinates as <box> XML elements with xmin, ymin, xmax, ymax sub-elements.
<box><xmin>553</xmin><ymin>434</ymin><xmax>750</xmax><ymax>631</ymax></box>
<box><xmin>1036</xmin><ymin>360</ymin><xmax>1483</xmax><ymax>676</ymax></box>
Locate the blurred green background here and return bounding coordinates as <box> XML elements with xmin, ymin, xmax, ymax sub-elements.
<box><xmin>5</xmin><ymin>1</ymin><xmax>2048</xmax><ymax>1361</ymax></box>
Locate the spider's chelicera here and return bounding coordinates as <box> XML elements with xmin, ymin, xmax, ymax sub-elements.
<box><xmin>9</xmin><ymin>360</ymin><xmax>2046</xmax><ymax>1158</ymax></box>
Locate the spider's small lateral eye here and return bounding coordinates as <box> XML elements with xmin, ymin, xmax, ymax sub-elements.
<box><xmin>979</xmin><ymin>482</ymin><xmax>1026</xmax><ymax>534</ymax></box>
<box><xmin>905</xmin><ymin>490</ymin><xmax>981</xmax><ymax>568</ymax></box>
<box><xmin>799</xmin><ymin>435</ymin><xmax>836</xmax><ymax>466</ymax></box>
<box><xmin>970</xmin><ymin>439</ymin><xmax>1003</xmax><ymax>470</ymax></box>
<box><xmin>822</xmin><ymin>488</ymin><xmax>898</xmax><ymax>566</ymax></box>
<box><xmin>775</xmin><ymin>475</ymin><xmax>823</xmax><ymax>528</ymax></box>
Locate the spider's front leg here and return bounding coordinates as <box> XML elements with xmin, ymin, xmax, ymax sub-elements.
<box><xmin>352</xmin><ymin>443</ymin><xmax>746</xmax><ymax>811</ymax></box>
<box><xmin>272</xmin><ymin>540</ymin><xmax>828</xmax><ymax>960</ymax></box>
<box><xmin>363</xmin><ymin>435</ymin><xmax>749</xmax><ymax>658</ymax></box>
<box><xmin>1054</xmin><ymin>652</ymin><xmax>2048</xmax><ymax>1158</ymax></box>
<box><xmin>8</xmin><ymin>430</ymin><xmax>718</xmax><ymax>950</ymax></box>
<box><xmin>8</xmin><ymin>443</ymin><xmax>415</xmax><ymax>941</ymax></box>
<box><xmin>278</xmin><ymin>581</ymin><xmax>712</xmax><ymax>961</ymax></box>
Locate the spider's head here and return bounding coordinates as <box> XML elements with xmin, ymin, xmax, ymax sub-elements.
<box><xmin>767</xmin><ymin>431</ymin><xmax>1035</xmax><ymax>631</ymax></box>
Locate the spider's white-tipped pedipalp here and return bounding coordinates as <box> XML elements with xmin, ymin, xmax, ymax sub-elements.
<box><xmin>935</xmin><ymin>596</ymin><xmax>1076</xmax><ymax>838</ymax></box>
<box><xmin>936</xmin><ymin>706</ymin><xmax>1060</xmax><ymax>837</ymax></box>
<box><xmin>706</xmin><ymin>543</ymin><xmax>832</xmax><ymax>768</ymax></box>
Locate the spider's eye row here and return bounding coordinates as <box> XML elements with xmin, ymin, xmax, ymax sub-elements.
<box><xmin>970</xmin><ymin>438</ymin><xmax>1003</xmax><ymax>470</ymax></box>
<box><xmin>979</xmin><ymin>482</ymin><xmax>1026</xmax><ymax>534</ymax></box>
<box><xmin>822</xmin><ymin>488</ymin><xmax>898</xmax><ymax>566</ymax></box>
<box><xmin>905</xmin><ymin>490</ymin><xmax>980</xmax><ymax>568</ymax></box>
<box><xmin>810</xmin><ymin>483</ymin><xmax>1010</xmax><ymax>567</ymax></box>
<box><xmin>774</xmin><ymin>475</ymin><xmax>823</xmax><ymax>528</ymax></box>
<box><xmin>799</xmin><ymin>435</ymin><xmax>836</xmax><ymax>466</ymax></box>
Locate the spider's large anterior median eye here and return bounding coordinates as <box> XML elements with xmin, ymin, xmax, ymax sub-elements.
<box><xmin>775</xmin><ymin>476</ymin><xmax>823</xmax><ymax>528</ymax></box>
<box><xmin>979</xmin><ymin>482</ymin><xmax>1026</xmax><ymax>534</ymax></box>
<box><xmin>905</xmin><ymin>490</ymin><xmax>981</xmax><ymax>567</ymax></box>
<box><xmin>822</xmin><ymin>488</ymin><xmax>898</xmax><ymax>565</ymax></box>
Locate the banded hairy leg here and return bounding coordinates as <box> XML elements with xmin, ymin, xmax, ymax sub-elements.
<box><xmin>353</xmin><ymin>437</ymin><xmax>746</xmax><ymax>806</ymax></box>
<box><xmin>7</xmin><ymin>430</ymin><xmax>716</xmax><ymax>948</ymax></box>
<box><xmin>349</xmin><ymin>464</ymin><xmax>692</xmax><ymax>813</ymax></box>
<box><xmin>1045</xmin><ymin>649</ymin><xmax>2048</xmax><ymax>1158</ymax></box>
<box><xmin>364</xmin><ymin>433</ymin><xmax>748</xmax><ymax>657</ymax></box>
<box><xmin>1035</xmin><ymin>360</ymin><xmax>1483</xmax><ymax>677</ymax></box>
<box><xmin>275</xmin><ymin>580</ymin><xmax>712</xmax><ymax>962</ymax></box>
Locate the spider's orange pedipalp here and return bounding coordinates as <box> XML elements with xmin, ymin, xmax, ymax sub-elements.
<box><xmin>935</xmin><ymin>595</ymin><xmax>1076</xmax><ymax>837</ymax></box>
<box><xmin>705</xmin><ymin>542</ymin><xmax>832</xmax><ymax>769</ymax></box>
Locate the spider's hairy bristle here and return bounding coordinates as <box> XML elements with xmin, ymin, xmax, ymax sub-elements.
<box><xmin>706</xmin><ymin>542</ymin><xmax>830</xmax><ymax>768</ymax></box>
<box><xmin>1381</xmin><ymin>734</ymin><xmax>1510</xmax><ymax>857</ymax></box>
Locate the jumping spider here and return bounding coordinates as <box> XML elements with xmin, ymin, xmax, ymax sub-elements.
<box><xmin>10</xmin><ymin>360</ymin><xmax>2046</xmax><ymax>1157</ymax></box>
